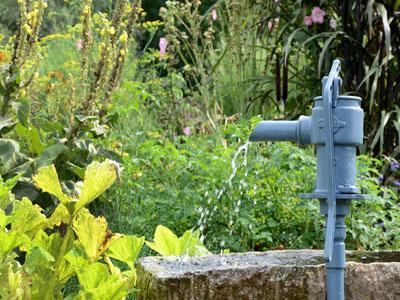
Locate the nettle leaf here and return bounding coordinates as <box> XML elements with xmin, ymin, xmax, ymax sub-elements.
<box><xmin>107</xmin><ymin>235</ymin><xmax>144</xmax><ymax>269</ymax></box>
<box><xmin>9</xmin><ymin>198</ymin><xmax>47</xmax><ymax>237</ymax></box>
<box><xmin>145</xmin><ymin>225</ymin><xmax>180</xmax><ymax>256</ymax></box>
<box><xmin>76</xmin><ymin>159</ymin><xmax>118</xmax><ymax>211</ymax></box>
<box><xmin>76</xmin><ymin>263</ymin><xmax>126</xmax><ymax>300</ymax></box>
<box><xmin>73</xmin><ymin>208</ymin><xmax>121</xmax><ymax>263</ymax></box>
<box><xmin>33</xmin><ymin>165</ymin><xmax>72</xmax><ymax>206</ymax></box>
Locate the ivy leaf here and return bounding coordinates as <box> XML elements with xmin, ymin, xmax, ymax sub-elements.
<box><xmin>76</xmin><ymin>263</ymin><xmax>126</xmax><ymax>300</ymax></box>
<box><xmin>9</xmin><ymin>198</ymin><xmax>47</xmax><ymax>237</ymax></box>
<box><xmin>145</xmin><ymin>225</ymin><xmax>180</xmax><ymax>256</ymax></box>
<box><xmin>76</xmin><ymin>159</ymin><xmax>118</xmax><ymax>211</ymax></box>
<box><xmin>33</xmin><ymin>165</ymin><xmax>72</xmax><ymax>206</ymax></box>
<box><xmin>106</xmin><ymin>235</ymin><xmax>144</xmax><ymax>269</ymax></box>
<box><xmin>73</xmin><ymin>208</ymin><xmax>121</xmax><ymax>263</ymax></box>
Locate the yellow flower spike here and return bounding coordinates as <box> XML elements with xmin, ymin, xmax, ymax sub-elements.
<box><xmin>119</xmin><ymin>49</ymin><xmax>126</xmax><ymax>57</ymax></box>
<box><xmin>83</xmin><ymin>5</ymin><xmax>90</xmax><ymax>15</ymax></box>
<box><xmin>119</xmin><ymin>32</ymin><xmax>128</xmax><ymax>44</ymax></box>
<box><xmin>23</xmin><ymin>24</ymin><xmax>33</xmax><ymax>35</ymax></box>
<box><xmin>108</xmin><ymin>27</ymin><xmax>116</xmax><ymax>36</ymax></box>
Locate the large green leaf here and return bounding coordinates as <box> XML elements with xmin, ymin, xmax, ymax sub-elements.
<box><xmin>146</xmin><ymin>225</ymin><xmax>209</xmax><ymax>257</ymax></box>
<box><xmin>0</xmin><ymin>231</ymin><xmax>28</xmax><ymax>257</ymax></box>
<box><xmin>32</xmin><ymin>165</ymin><xmax>72</xmax><ymax>206</ymax></box>
<box><xmin>145</xmin><ymin>225</ymin><xmax>180</xmax><ymax>256</ymax></box>
<box><xmin>9</xmin><ymin>198</ymin><xmax>47</xmax><ymax>237</ymax></box>
<box><xmin>0</xmin><ymin>139</ymin><xmax>25</xmax><ymax>175</ymax></box>
<box><xmin>24</xmin><ymin>246</ymin><xmax>55</xmax><ymax>275</ymax></box>
<box><xmin>73</xmin><ymin>208</ymin><xmax>120</xmax><ymax>263</ymax></box>
<box><xmin>36</xmin><ymin>144</ymin><xmax>69</xmax><ymax>169</ymax></box>
<box><xmin>76</xmin><ymin>263</ymin><xmax>126</xmax><ymax>300</ymax></box>
<box><xmin>106</xmin><ymin>235</ymin><xmax>144</xmax><ymax>269</ymax></box>
<box><xmin>76</xmin><ymin>159</ymin><xmax>118</xmax><ymax>211</ymax></box>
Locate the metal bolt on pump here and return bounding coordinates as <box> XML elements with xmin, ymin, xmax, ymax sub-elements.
<box><xmin>250</xmin><ymin>60</ymin><xmax>369</xmax><ymax>300</ymax></box>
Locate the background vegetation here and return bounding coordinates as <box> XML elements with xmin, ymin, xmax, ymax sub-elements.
<box><xmin>0</xmin><ymin>0</ymin><xmax>399</xmax><ymax>298</ymax></box>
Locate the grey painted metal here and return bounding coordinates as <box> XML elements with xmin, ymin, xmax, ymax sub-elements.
<box><xmin>249</xmin><ymin>60</ymin><xmax>368</xmax><ymax>300</ymax></box>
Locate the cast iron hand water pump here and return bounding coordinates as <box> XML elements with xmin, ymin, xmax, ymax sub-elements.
<box><xmin>250</xmin><ymin>60</ymin><xmax>368</xmax><ymax>300</ymax></box>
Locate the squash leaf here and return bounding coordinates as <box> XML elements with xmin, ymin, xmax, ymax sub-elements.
<box><xmin>107</xmin><ymin>235</ymin><xmax>144</xmax><ymax>269</ymax></box>
<box><xmin>73</xmin><ymin>208</ymin><xmax>121</xmax><ymax>263</ymax></box>
<box><xmin>76</xmin><ymin>263</ymin><xmax>127</xmax><ymax>300</ymax></box>
<box><xmin>33</xmin><ymin>165</ymin><xmax>72</xmax><ymax>206</ymax></box>
<box><xmin>76</xmin><ymin>159</ymin><xmax>118</xmax><ymax>211</ymax></box>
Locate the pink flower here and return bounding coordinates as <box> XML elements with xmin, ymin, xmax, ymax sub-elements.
<box><xmin>159</xmin><ymin>37</ymin><xmax>168</xmax><ymax>57</ymax></box>
<box><xmin>304</xmin><ymin>15</ymin><xmax>313</xmax><ymax>26</ymax></box>
<box><xmin>76</xmin><ymin>39</ymin><xmax>83</xmax><ymax>51</ymax></box>
<box><xmin>311</xmin><ymin>7</ymin><xmax>326</xmax><ymax>24</ymax></box>
<box><xmin>329</xmin><ymin>18</ymin><xmax>337</xmax><ymax>29</ymax></box>
<box><xmin>183</xmin><ymin>127</ymin><xmax>191</xmax><ymax>136</ymax></box>
<box><xmin>211</xmin><ymin>9</ymin><xmax>218</xmax><ymax>21</ymax></box>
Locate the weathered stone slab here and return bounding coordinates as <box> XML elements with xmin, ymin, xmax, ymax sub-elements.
<box><xmin>136</xmin><ymin>250</ymin><xmax>400</xmax><ymax>300</ymax></box>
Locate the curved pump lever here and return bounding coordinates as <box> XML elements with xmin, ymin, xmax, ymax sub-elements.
<box><xmin>323</xmin><ymin>59</ymin><xmax>341</xmax><ymax>262</ymax></box>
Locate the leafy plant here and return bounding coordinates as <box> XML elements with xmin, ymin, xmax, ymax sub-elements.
<box><xmin>146</xmin><ymin>225</ymin><xmax>209</xmax><ymax>256</ymax></box>
<box><xmin>0</xmin><ymin>159</ymin><xmax>145</xmax><ymax>299</ymax></box>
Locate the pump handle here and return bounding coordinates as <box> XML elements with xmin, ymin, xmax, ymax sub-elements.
<box><xmin>323</xmin><ymin>59</ymin><xmax>341</xmax><ymax>262</ymax></box>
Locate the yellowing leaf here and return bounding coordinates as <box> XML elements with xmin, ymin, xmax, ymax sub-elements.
<box><xmin>145</xmin><ymin>225</ymin><xmax>180</xmax><ymax>256</ymax></box>
<box><xmin>73</xmin><ymin>208</ymin><xmax>120</xmax><ymax>263</ymax></box>
<box><xmin>47</xmin><ymin>203</ymin><xmax>70</xmax><ymax>228</ymax></box>
<box><xmin>107</xmin><ymin>235</ymin><xmax>144</xmax><ymax>269</ymax></box>
<box><xmin>33</xmin><ymin>164</ymin><xmax>72</xmax><ymax>205</ymax></box>
<box><xmin>76</xmin><ymin>160</ymin><xmax>118</xmax><ymax>211</ymax></box>
<box><xmin>9</xmin><ymin>198</ymin><xmax>47</xmax><ymax>237</ymax></box>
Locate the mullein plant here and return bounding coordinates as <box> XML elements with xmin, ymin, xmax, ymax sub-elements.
<box><xmin>0</xmin><ymin>0</ymin><xmax>47</xmax><ymax>119</ymax></box>
<box><xmin>80</xmin><ymin>0</ymin><xmax>143</xmax><ymax>116</ymax></box>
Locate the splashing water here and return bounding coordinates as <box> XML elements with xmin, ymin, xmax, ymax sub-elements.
<box><xmin>197</xmin><ymin>141</ymin><xmax>251</xmax><ymax>243</ymax></box>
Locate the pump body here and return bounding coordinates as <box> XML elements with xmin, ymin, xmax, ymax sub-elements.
<box><xmin>250</xmin><ymin>60</ymin><xmax>368</xmax><ymax>300</ymax></box>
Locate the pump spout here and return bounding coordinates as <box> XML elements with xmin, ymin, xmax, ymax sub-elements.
<box><xmin>249</xmin><ymin>116</ymin><xmax>311</xmax><ymax>145</ymax></box>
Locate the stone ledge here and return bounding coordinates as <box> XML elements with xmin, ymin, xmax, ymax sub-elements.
<box><xmin>136</xmin><ymin>250</ymin><xmax>400</xmax><ymax>300</ymax></box>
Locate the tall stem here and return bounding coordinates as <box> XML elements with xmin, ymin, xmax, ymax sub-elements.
<box><xmin>44</xmin><ymin>217</ymin><xmax>74</xmax><ymax>300</ymax></box>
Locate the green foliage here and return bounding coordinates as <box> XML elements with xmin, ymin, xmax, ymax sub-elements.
<box><xmin>0</xmin><ymin>160</ymin><xmax>144</xmax><ymax>299</ymax></box>
<box><xmin>146</xmin><ymin>225</ymin><xmax>209</xmax><ymax>256</ymax></box>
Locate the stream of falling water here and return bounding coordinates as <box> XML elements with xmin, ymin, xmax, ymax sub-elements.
<box><xmin>197</xmin><ymin>141</ymin><xmax>252</xmax><ymax>244</ymax></box>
